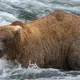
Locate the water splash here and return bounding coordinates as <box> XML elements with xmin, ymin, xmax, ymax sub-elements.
<box><xmin>28</xmin><ymin>60</ymin><xmax>39</xmax><ymax>69</ymax></box>
<box><xmin>0</xmin><ymin>58</ymin><xmax>79</xmax><ymax>80</ymax></box>
<box><xmin>0</xmin><ymin>56</ymin><xmax>79</xmax><ymax>80</ymax></box>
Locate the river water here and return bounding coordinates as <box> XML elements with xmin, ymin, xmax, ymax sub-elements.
<box><xmin>0</xmin><ymin>0</ymin><xmax>80</xmax><ymax>80</ymax></box>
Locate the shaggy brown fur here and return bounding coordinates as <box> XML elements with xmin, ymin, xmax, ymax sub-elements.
<box><xmin>0</xmin><ymin>10</ymin><xmax>80</xmax><ymax>70</ymax></box>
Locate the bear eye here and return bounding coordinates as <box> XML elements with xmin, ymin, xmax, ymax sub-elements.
<box><xmin>2</xmin><ymin>39</ymin><xmax>7</xmax><ymax>43</ymax></box>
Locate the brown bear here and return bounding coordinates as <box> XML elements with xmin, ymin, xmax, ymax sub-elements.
<box><xmin>0</xmin><ymin>10</ymin><xmax>80</xmax><ymax>70</ymax></box>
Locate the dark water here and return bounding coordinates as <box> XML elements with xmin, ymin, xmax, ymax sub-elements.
<box><xmin>0</xmin><ymin>0</ymin><xmax>80</xmax><ymax>80</ymax></box>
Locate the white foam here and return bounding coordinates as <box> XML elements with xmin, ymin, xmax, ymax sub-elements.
<box><xmin>0</xmin><ymin>58</ymin><xmax>7</xmax><ymax>69</ymax></box>
<box><xmin>0</xmin><ymin>11</ymin><xmax>18</xmax><ymax>26</ymax></box>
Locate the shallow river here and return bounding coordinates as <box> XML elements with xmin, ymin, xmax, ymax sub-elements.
<box><xmin>0</xmin><ymin>0</ymin><xmax>80</xmax><ymax>80</ymax></box>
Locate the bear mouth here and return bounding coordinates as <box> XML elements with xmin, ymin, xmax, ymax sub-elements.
<box><xmin>0</xmin><ymin>49</ymin><xmax>4</xmax><ymax>58</ymax></box>
<box><xmin>0</xmin><ymin>43</ymin><xmax>4</xmax><ymax>58</ymax></box>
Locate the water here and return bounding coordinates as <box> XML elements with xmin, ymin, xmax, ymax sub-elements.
<box><xmin>0</xmin><ymin>59</ymin><xmax>80</xmax><ymax>80</ymax></box>
<box><xmin>0</xmin><ymin>0</ymin><xmax>80</xmax><ymax>80</ymax></box>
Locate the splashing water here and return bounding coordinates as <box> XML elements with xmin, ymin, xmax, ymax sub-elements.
<box><xmin>0</xmin><ymin>58</ymin><xmax>79</xmax><ymax>80</ymax></box>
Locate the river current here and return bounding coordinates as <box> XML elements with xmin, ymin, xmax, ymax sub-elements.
<box><xmin>0</xmin><ymin>0</ymin><xmax>80</xmax><ymax>80</ymax></box>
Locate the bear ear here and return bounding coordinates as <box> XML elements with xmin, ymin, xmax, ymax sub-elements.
<box><xmin>14</xmin><ymin>25</ymin><xmax>22</xmax><ymax>31</ymax></box>
<box><xmin>11</xmin><ymin>21</ymin><xmax>25</xmax><ymax>28</ymax></box>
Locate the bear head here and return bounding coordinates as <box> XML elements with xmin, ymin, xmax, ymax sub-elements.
<box><xmin>0</xmin><ymin>21</ymin><xmax>23</xmax><ymax>60</ymax></box>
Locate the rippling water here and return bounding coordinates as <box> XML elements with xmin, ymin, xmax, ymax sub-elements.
<box><xmin>0</xmin><ymin>0</ymin><xmax>80</xmax><ymax>80</ymax></box>
<box><xmin>0</xmin><ymin>59</ymin><xmax>80</xmax><ymax>80</ymax></box>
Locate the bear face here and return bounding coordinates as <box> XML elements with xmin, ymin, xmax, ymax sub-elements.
<box><xmin>0</xmin><ymin>25</ymin><xmax>22</xmax><ymax>60</ymax></box>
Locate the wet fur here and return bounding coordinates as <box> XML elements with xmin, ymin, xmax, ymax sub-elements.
<box><xmin>0</xmin><ymin>11</ymin><xmax>80</xmax><ymax>70</ymax></box>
